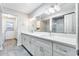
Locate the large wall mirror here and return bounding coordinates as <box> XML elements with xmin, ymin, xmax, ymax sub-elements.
<box><xmin>52</xmin><ymin>12</ymin><xmax>76</xmax><ymax>34</ymax></box>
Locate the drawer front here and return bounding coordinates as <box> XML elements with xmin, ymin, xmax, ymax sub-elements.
<box><xmin>36</xmin><ymin>37</ymin><xmax>52</xmax><ymax>46</ymax></box>
<box><xmin>53</xmin><ymin>43</ymin><xmax>76</xmax><ymax>56</ymax></box>
<box><xmin>40</xmin><ymin>42</ymin><xmax>52</xmax><ymax>56</ymax></box>
<box><xmin>40</xmin><ymin>46</ymin><xmax>52</xmax><ymax>56</ymax></box>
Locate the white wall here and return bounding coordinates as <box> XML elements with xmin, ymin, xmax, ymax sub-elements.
<box><xmin>1</xmin><ymin>6</ymin><xmax>29</xmax><ymax>46</ymax></box>
<box><xmin>0</xmin><ymin>6</ymin><xmax>3</xmax><ymax>50</ymax></box>
<box><xmin>2</xmin><ymin>15</ymin><xmax>17</xmax><ymax>39</ymax></box>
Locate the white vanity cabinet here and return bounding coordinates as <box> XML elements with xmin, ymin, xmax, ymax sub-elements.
<box><xmin>21</xmin><ymin>34</ymin><xmax>53</xmax><ymax>56</ymax></box>
<box><xmin>53</xmin><ymin>42</ymin><xmax>76</xmax><ymax>56</ymax></box>
<box><xmin>21</xmin><ymin>33</ymin><xmax>76</xmax><ymax>56</ymax></box>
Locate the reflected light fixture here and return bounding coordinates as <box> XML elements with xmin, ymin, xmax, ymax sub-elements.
<box><xmin>30</xmin><ymin>17</ymin><xmax>36</xmax><ymax>22</ymax></box>
<box><xmin>45</xmin><ymin>7</ymin><xmax>55</xmax><ymax>15</ymax></box>
<box><xmin>44</xmin><ymin>4</ymin><xmax>61</xmax><ymax>15</ymax></box>
<box><xmin>54</xmin><ymin>5</ymin><xmax>61</xmax><ymax>11</ymax></box>
<box><xmin>45</xmin><ymin>10</ymin><xmax>50</xmax><ymax>15</ymax></box>
<box><xmin>48</xmin><ymin>7</ymin><xmax>55</xmax><ymax>13</ymax></box>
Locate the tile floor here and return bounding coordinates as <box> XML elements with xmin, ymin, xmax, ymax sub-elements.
<box><xmin>0</xmin><ymin>39</ymin><xmax>30</xmax><ymax>56</ymax></box>
<box><xmin>3</xmin><ymin>39</ymin><xmax>17</xmax><ymax>49</ymax></box>
<box><xmin>0</xmin><ymin>46</ymin><xmax>30</xmax><ymax>56</ymax></box>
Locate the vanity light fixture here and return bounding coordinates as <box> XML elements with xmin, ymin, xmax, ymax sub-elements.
<box><xmin>44</xmin><ymin>4</ymin><xmax>61</xmax><ymax>15</ymax></box>
<box><xmin>48</xmin><ymin>7</ymin><xmax>55</xmax><ymax>14</ymax></box>
<box><xmin>45</xmin><ymin>7</ymin><xmax>55</xmax><ymax>15</ymax></box>
<box><xmin>30</xmin><ymin>17</ymin><xmax>36</xmax><ymax>22</ymax></box>
<box><xmin>45</xmin><ymin>10</ymin><xmax>50</xmax><ymax>15</ymax></box>
<box><xmin>54</xmin><ymin>5</ymin><xmax>61</xmax><ymax>11</ymax></box>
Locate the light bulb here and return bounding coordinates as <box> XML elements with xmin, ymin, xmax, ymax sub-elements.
<box><xmin>48</xmin><ymin>7</ymin><xmax>55</xmax><ymax>13</ymax></box>
<box><xmin>45</xmin><ymin>10</ymin><xmax>50</xmax><ymax>15</ymax></box>
<box><xmin>54</xmin><ymin>5</ymin><xmax>61</xmax><ymax>11</ymax></box>
<box><xmin>30</xmin><ymin>17</ymin><xmax>36</xmax><ymax>21</ymax></box>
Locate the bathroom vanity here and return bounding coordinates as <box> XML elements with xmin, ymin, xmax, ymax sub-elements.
<box><xmin>21</xmin><ymin>6</ymin><xmax>77</xmax><ymax>56</ymax></box>
<box><xmin>21</xmin><ymin>32</ymin><xmax>76</xmax><ymax>56</ymax></box>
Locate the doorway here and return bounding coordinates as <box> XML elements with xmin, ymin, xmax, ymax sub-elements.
<box><xmin>2</xmin><ymin>14</ymin><xmax>17</xmax><ymax>49</ymax></box>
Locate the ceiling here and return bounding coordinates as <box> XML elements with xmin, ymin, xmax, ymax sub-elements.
<box><xmin>1</xmin><ymin>3</ymin><xmax>43</xmax><ymax>14</ymax></box>
<box><xmin>1</xmin><ymin>3</ymin><xmax>75</xmax><ymax>18</ymax></box>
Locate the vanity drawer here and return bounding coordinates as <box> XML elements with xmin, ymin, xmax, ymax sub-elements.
<box><xmin>53</xmin><ymin>51</ymin><xmax>66</xmax><ymax>56</ymax></box>
<box><xmin>36</xmin><ymin>37</ymin><xmax>52</xmax><ymax>46</ymax></box>
<box><xmin>53</xmin><ymin>43</ymin><xmax>76</xmax><ymax>56</ymax></box>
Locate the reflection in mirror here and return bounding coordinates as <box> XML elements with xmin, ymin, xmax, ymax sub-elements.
<box><xmin>52</xmin><ymin>16</ymin><xmax>64</xmax><ymax>33</ymax></box>
<box><xmin>36</xmin><ymin>19</ymin><xmax>50</xmax><ymax>32</ymax></box>
<box><xmin>52</xmin><ymin>12</ymin><xmax>76</xmax><ymax>34</ymax></box>
<box><xmin>64</xmin><ymin>13</ymin><xmax>76</xmax><ymax>34</ymax></box>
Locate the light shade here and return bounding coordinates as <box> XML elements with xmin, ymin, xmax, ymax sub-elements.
<box><xmin>30</xmin><ymin>17</ymin><xmax>36</xmax><ymax>21</ymax></box>
<box><xmin>54</xmin><ymin>5</ymin><xmax>61</xmax><ymax>11</ymax></box>
<box><xmin>45</xmin><ymin>7</ymin><xmax>55</xmax><ymax>15</ymax></box>
<box><xmin>48</xmin><ymin>7</ymin><xmax>55</xmax><ymax>13</ymax></box>
<box><xmin>45</xmin><ymin>10</ymin><xmax>50</xmax><ymax>15</ymax></box>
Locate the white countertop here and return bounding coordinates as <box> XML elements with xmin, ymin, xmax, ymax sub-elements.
<box><xmin>22</xmin><ymin>32</ymin><xmax>77</xmax><ymax>47</ymax></box>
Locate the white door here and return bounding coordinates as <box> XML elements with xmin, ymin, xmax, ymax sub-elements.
<box><xmin>5</xmin><ymin>18</ymin><xmax>16</xmax><ymax>39</ymax></box>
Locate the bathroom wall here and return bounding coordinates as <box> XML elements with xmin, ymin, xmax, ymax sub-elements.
<box><xmin>1</xmin><ymin>6</ymin><xmax>29</xmax><ymax>46</ymax></box>
<box><xmin>0</xmin><ymin>6</ymin><xmax>3</xmax><ymax>50</ymax></box>
<box><xmin>2</xmin><ymin>15</ymin><xmax>17</xmax><ymax>40</ymax></box>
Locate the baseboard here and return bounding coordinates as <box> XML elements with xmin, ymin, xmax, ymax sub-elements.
<box><xmin>21</xmin><ymin>45</ymin><xmax>33</xmax><ymax>56</ymax></box>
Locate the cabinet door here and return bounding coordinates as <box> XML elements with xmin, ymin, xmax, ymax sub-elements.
<box><xmin>32</xmin><ymin>38</ymin><xmax>42</xmax><ymax>56</ymax></box>
<box><xmin>33</xmin><ymin>44</ymin><xmax>42</xmax><ymax>56</ymax></box>
<box><xmin>53</xmin><ymin>42</ymin><xmax>76</xmax><ymax>56</ymax></box>
<box><xmin>39</xmin><ymin>41</ymin><xmax>52</xmax><ymax>56</ymax></box>
<box><xmin>33</xmin><ymin>38</ymin><xmax>52</xmax><ymax>56</ymax></box>
<box><xmin>25</xmin><ymin>35</ymin><xmax>32</xmax><ymax>52</ymax></box>
<box><xmin>29</xmin><ymin>37</ymin><xmax>35</xmax><ymax>55</ymax></box>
